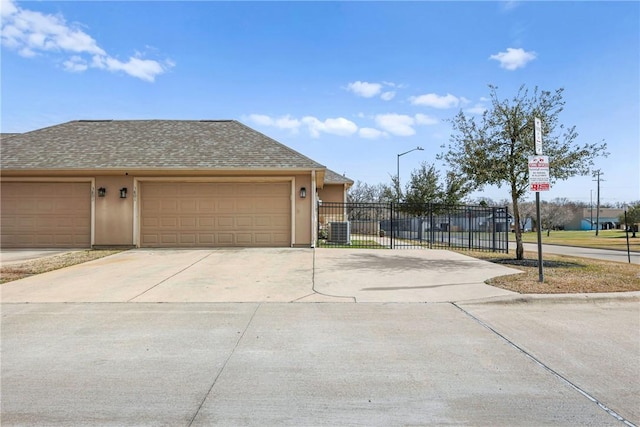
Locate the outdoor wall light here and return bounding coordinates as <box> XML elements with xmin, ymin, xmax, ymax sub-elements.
<box><xmin>120</xmin><ymin>187</ymin><xmax>128</xmax><ymax>198</ymax></box>
<box><xmin>97</xmin><ymin>187</ymin><xmax>106</xmax><ymax>197</ymax></box>
<box><xmin>300</xmin><ymin>187</ymin><xmax>307</xmax><ymax>199</ymax></box>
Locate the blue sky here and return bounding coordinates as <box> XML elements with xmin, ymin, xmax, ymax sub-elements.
<box><xmin>2</xmin><ymin>0</ymin><xmax>638</xmax><ymax>205</ymax></box>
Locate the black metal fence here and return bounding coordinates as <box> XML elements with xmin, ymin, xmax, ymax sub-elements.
<box><xmin>317</xmin><ymin>202</ymin><xmax>510</xmax><ymax>253</ymax></box>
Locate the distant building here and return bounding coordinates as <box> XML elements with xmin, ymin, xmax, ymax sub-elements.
<box><xmin>565</xmin><ymin>208</ymin><xmax>624</xmax><ymax>231</ymax></box>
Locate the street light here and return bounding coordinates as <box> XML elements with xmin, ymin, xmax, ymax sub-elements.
<box><xmin>396</xmin><ymin>146</ymin><xmax>424</xmax><ymax>201</ymax></box>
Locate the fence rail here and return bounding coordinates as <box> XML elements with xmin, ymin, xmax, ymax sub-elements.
<box><xmin>317</xmin><ymin>202</ymin><xmax>510</xmax><ymax>253</ymax></box>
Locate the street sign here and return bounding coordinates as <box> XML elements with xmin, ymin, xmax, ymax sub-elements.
<box><xmin>529</xmin><ymin>155</ymin><xmax>550</xmax><ymax>192</ymax></box>
<box><xmin>534</xmin><ymin>117</ymin><xmax>543</xmax><ymax>155</ymax></box>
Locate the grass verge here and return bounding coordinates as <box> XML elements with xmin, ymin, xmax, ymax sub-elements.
<box><xmin>1</xmin><ymin>250</ymin><xmax>123</xmax><ymax>284</ymax></box>
<box><xmin>459</xmin><ymin>250</ymin><xmax>640</xmax><ymax>294</ymax></box>
<box><xmin>318</xmin><ymin>239</ymin><xmax>386</xmax><ymax>248</ymax></box>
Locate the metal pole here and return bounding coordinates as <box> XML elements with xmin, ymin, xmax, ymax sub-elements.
<box><xmin>396</xmin><ymin>146</ymin><xmax>424</xmax><ymax>203</ymax></box>
<box><xmin>625</xmin><ymin>210</ymin><xmax>631</xmax><ymax>263</ymax></box>
<box><xmin>536</xmin><ymin>191</ymin><xmax>544</xmax><ymax>282</ymax></box>
<box><xmin>594</xmin><ymin>171</ymin><xmax>602</xmax><ymax>236</ymax></box>
<box><xmin>590</xmin><ymin>190</ymin><xmax>593</xmax><ymax>230</ymax></box>
<box><xmin>396</xmin><ymin>154</ymin><xmax>400</xmax><ymax>202</ymax></box>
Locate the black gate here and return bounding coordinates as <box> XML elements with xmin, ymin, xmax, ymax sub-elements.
<box><xmin>317</xmin><ymin>202</ymin><xmax>509</xmax><ymax>253</ymax></box>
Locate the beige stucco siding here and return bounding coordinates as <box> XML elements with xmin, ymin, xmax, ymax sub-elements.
<box><xmin>94</xmin><ymin>176</ymin><xmax>134</xmax><ymax>246</ymax></box>
<box><xmin>318</xmin><ymin>184</ymin><xmax>346</xmax><ymax>204</ymax></box>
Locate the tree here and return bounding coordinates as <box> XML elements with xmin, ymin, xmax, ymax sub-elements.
<box><xmin>402</xmin><ymin>162</ymin><xmax>471</xmax><ymax>215</ymax></box>
<box><xmin>540</xmin><ymin>198</ymin><xmax>574</xmax><ymax>236</ymax></box>
<box><xmin>516</xmin><ymin>200</ymin><xmax>536</xmax><ymax>232</ymax></box>
<box><xmin>441</xmin><ymin>85</ymin><xmax>607</xmax><ymax>259</ymax></box>
<box><xmin>347</xmin><ymin>181</ymin><xmax>382</xmax><ymax>203</ymax></box>
<box><xmin>620</xmin><ymin>202</ymin><xmax>640</xmax><ymax>238</ymax></box>
<box><xmin>403</xmin><ymin>162</ymin><xmax>442</xmax><ymax>215</ymax></box>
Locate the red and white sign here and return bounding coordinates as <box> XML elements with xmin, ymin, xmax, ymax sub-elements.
<box><xmin>528</xmin><ymin>155</ymin><xmax>550</xmax><ymax>192</ymax></box>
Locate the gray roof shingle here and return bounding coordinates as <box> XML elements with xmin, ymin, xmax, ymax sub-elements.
<box><xmin>324</xmin><ymin>169</ymin><xmax>354</xmax><ymax>185</ymax></box>
<box><xmin>0</xmin><ymin>120</ymin><xmax>325</xmax><ymax>171</ymax></box>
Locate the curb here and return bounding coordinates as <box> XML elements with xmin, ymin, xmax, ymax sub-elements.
<box><xmin>456</xmin><ymin>291</ymin><xmax>640</xmax><ymax>305</ymax></box>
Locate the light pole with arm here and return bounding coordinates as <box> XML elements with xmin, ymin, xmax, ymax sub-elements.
<box><xmin>396</xmin><ymin>146</ymin><xmax>424</xmax><ymax>202</ymax></box>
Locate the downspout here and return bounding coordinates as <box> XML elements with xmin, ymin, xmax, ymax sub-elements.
<box><xmin>311</xmin><ymin>170</ymin><xmax>317</xmax><ymax>248</ymax></box>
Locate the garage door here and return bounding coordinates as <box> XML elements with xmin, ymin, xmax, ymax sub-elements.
<box><xmin>140</xmin><ymin>182</ymin><xmax>291</xmax><ymax>247</ymax></box>
<box><xmin>0</xmin><ymin>182</ymin><xmax>91</xmax><ymax>248</ymax></box>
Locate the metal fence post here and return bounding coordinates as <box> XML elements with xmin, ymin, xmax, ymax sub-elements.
<box><xmin>505</xmin><ymin>206</ymin><xmax>510</xmax><ymax>254</ymax></box>
<box><xmin>390</xmin><ymin>202</ymin><xmax>394</xmax><ymax>249</ymax></box>
<box><xmin>492</xmin><ymin>207</ymin><xmax>497</xmax><ymax>251</ymax></box>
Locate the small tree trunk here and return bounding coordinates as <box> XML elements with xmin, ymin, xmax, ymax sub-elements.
<box><xmin>547</xmin><ymin>228</ymin><xmax>550</xmax><ymax>237</ymax></box>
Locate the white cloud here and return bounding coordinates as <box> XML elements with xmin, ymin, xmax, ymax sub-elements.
<box><xmin>248</xmin><ymin>114</ymin><xmax>357</xmax><ymax>138</ymax></box>
<box><xmin>359</xmin><ymin>128</ymin><xmax>386</xmax><ymax>139</ymax></box>
<box><xmin>302</xmin><ymin>116</ymin><xmax>358</xmax><ymax>138</ymax></box>
<box><xmin>346</xmin><ymin>81</ymin><xmax>382</xmax><ymax>98</ymax></box>
<box><xmin>414</xmin><ymin>113</ymin><xmax>438</xmax><ymax>126</ymax></box>
<box><xmin>247</xmin><ymin>114</ymin><xmax>274</xmax><ymax>127</ymax></box>
<box><xmin>346</xmin><ymin>80</ymin><xmax>404</xmax><ymax>100</ymax></box>
<box><xmin>489</xmin><ymin>47</ymin><xmax>537</xmax><ymax>70</ymax></box>
<box><xmin>380</xmin><ymin>91</ymin><xmax>396</xmax><ymax>101</ymax></box>
<box><xmin>63</xmin><ymin>55</ymin><xmax>87</xmax><ymax>72</ymax></box>
<box><xmin>0</xmin><ymin>0</ymin><xmax>173</xmax><ymax>81</ymax></box>
<box><xmin>410</xmin><ymin>93</ymin><xmax>460</xmax><ymax>109</ymax></box>
<box><xmin>375</xmin><ymin>114</ymin><xmax>416</xmax><ymax>136</ymax></box>
<box><xmin>246</xmin><ymin>114</ymin><xmax>301</xmax><ymax>133</ymax></box>
<box><xmin>374</xmin><ymin>113</ymin><xmax>436</xmax><ymax>137</ymax></box>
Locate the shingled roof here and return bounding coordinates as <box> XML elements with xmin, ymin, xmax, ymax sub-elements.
<box><xmin>0</xmin><ymin>120</ymin><xmax>325</xmax><ymax>171</ymax></box>
<box><xmin>324</xmin><ymin>169</ymin><xmax>354</xmax><ymax>185</ymax></box>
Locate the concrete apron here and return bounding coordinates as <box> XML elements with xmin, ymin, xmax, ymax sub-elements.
<box><xmin>0</xmin><ymin>248</ymin><xmax>520</xmax><ymax>304</ymax></box>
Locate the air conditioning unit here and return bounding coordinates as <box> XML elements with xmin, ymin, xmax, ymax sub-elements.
<box><xmin>329</xmin><ymin>221</ymin><xmax>351</xmax><ymax>244</ymax></box>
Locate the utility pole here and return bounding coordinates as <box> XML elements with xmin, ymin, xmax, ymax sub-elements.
<box><xmin>590</xmin><ymin>190</ymin><xmax>593</xmax><ymax>230</ymax></box>
<box><xmin>593</xmin><ymin>170</ymin><xmax>603</xmax><ymax>236</ymax></box>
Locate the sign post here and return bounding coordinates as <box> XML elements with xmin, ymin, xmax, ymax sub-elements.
<box><xmin>531</xmin><ymin>117</ymin><xmax>546</xmax><ymax>282</ymax></box>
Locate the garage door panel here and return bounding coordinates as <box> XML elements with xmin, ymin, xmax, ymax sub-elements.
<box><xmin>140</xmin><ymin>182</ymin><xmax>291</xmax><ymax>247</ymax></box>
<box><xmin>0</xmin><ymin>182</ymin><xmax>91</xmax><ymax>248</ymax></box>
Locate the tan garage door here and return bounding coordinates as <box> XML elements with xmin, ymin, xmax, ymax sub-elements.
<box><xmin>140</xmin><ymin>182</ymin><xmax>291</xmax><ymax>247</ymax></box>
<box><xmin>0</xmin><ymin>182</ymin><xmax>91</xmax><ymax>248</ymax></box>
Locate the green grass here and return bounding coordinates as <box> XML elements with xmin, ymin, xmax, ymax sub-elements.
<box><xmin>510</xmin><ymin>230</ymin><xmax>639</xmax><ymax>252</ymax></box>
<box><xmin>318</xmin><ymin>239</ymin><xmax>386</xmax><ymax>248</ymax></box>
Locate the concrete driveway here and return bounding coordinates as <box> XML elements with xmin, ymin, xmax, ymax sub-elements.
<box><xmin>1</xmin><ymin>248</ymin><xmax>520</xmax><ymax>303</ymax></box>
<box><xmin>2</xmin><ymin>248</ymin><xmax>638</xmax><ymax>426</ymax></box>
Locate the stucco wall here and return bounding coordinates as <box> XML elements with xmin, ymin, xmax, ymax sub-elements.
<box><xmin>318</xmin><ymin>184</ymin><xmax>345</xmax><ymax>204</ymax></box>
<box><xmin>94</xmin><ymin>176</ymin><xmax>134</xmax><ymax>246</ymax></box>
<box><xmin>294</xmin><ymin>174</ymin><xmax>312</xmax><ymax>246</ymax></box>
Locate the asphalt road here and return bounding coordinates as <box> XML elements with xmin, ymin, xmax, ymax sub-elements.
<box><xmin>520</xmin><ymin>242</ymin><xmax>640</xmax><ymax>264</ymax></box>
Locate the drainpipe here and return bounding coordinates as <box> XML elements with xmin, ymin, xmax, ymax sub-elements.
<box><xmin>311</xmin><ymin>170</ymin><xmax>317</xmax><ymax>248</ymax></box>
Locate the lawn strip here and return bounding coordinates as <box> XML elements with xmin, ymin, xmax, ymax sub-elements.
<box><xmin>458</xmin><ymin>250</ymin><xmax>640</xmax><ymax>294</ymax></box>
<box><xmin>1</xmin><ymin>250</ymin><xmax>124</xmax><ymax>284</ymax></box>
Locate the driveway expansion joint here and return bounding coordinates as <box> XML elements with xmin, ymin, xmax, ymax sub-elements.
<box><xmin>451</xmin><ymin>302</ymin><xmax>637</xmax><ymax>427</ymax></box>
<box><xmin>126</xmin><ymin>252</ymin><xmax>215</xmax><ymax>302</ymax></box>
<box><xmin>187</xmin><ymin>302</ymin><xmax>262</xmax><ymax>426</ymax></box>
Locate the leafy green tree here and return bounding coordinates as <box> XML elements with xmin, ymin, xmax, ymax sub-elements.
<box><xmin>401</xmin><ymin>162</ymin><xmax>471</xmax><ymax>216</ymax></box>
<box><xmin>441</xmin><ymin>85</ymin><xmax>607</xmax><ymax>259</ymax></box>
<box><xmin>620</xmin><ymin>202</ymin><xmax>640</xmax><ymax>238</ymax></box>
<box><xmin>403</xmin><ymin>162</ymin><xmax>442</xmax><ymax>215</ymax></box>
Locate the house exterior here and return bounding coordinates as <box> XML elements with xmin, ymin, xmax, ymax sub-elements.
<box><xmin>0</xmin><ymin>120</ymin><xmax>351</xmax><ymax>249</ymax></box>
<box><xmin>564</xmin><ymin>208</ymin><xmax>624</xmax><ymax>231</ymax></box>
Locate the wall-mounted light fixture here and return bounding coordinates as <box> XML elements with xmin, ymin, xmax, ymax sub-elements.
<box><xmin>97</xmin><ymin>187</ymin><xmax>106</xmax><ymax>197</ymax></box>
<box><xmin>120</xmin><ymin>187</ymin><xmax>128</xmax><ymax>198</ymax></box>
<box><xmin>300</xmin><ymin>187</ymin><xmax>307</xmax><ymax>199</ymax></box>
